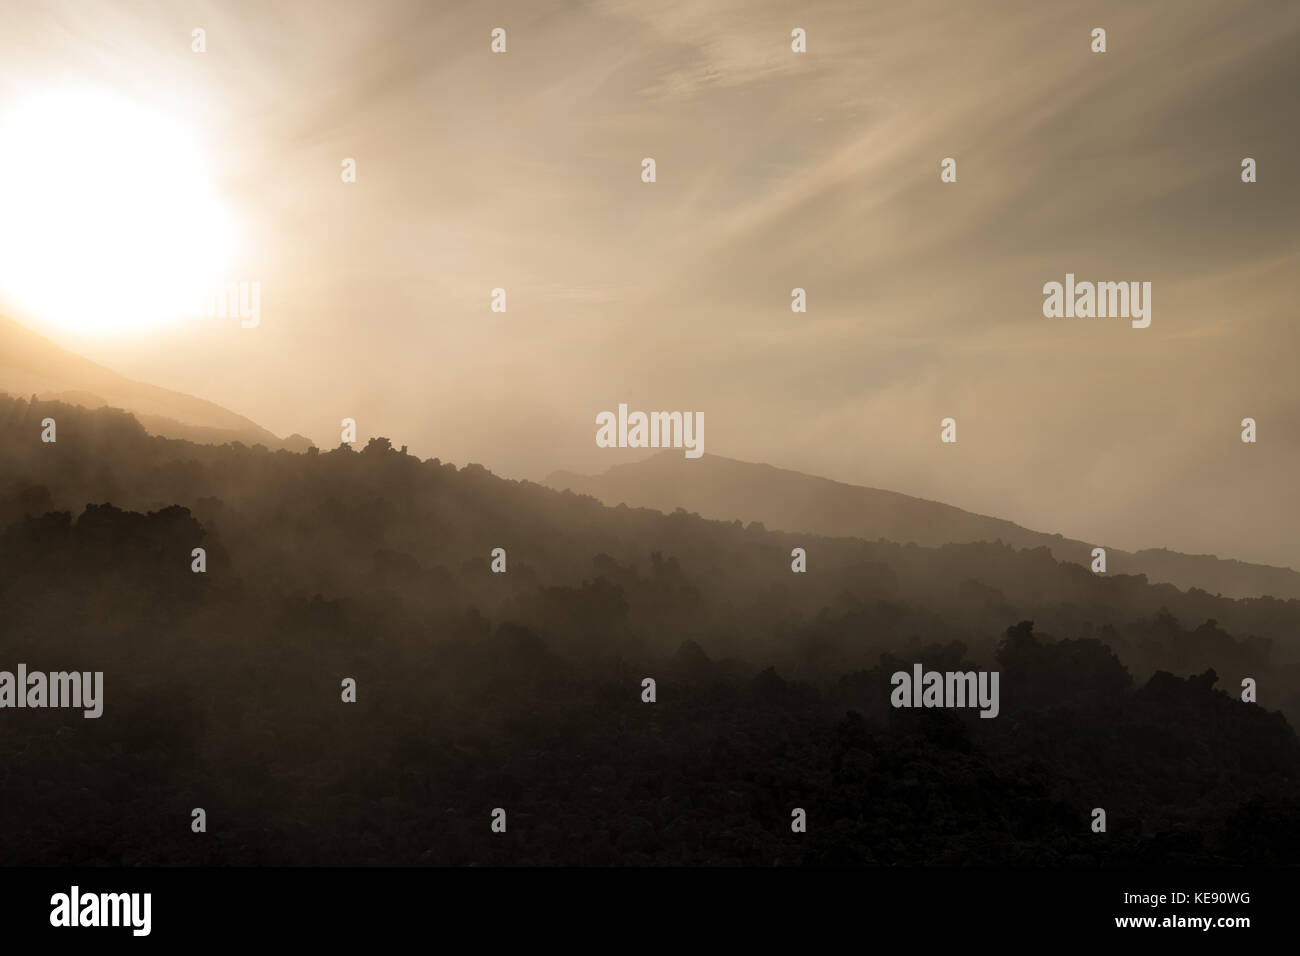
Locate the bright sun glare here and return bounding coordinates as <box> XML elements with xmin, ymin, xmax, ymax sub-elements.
<box><xmin>0</xmin><ymin>85</ymin><xmax>236</xmax><ymax>336</ymax></box>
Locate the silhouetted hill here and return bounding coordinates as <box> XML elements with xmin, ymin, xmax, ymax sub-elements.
<box><xmin>546</xmin><ymin>452</ymin><xmax>1300</xmax><ymax>601</ymax></box>
<box><xmin>1</xmin><ymin>395</ymin><xmax>1297</xmax><ymax>866</ymax></box>
<box><xmin>0</xmin><ymin>314</ymin><xmax>312</xmax><ymax>451</ymax></box>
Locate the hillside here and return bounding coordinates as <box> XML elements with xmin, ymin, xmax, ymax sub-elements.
<box><xmin>1</xmin><ymin>394</ymin><xmax>1298</xmax><ymax>866</ymax></box>
<box><xmin>0</xmin><ymin>315</ymin><xmax>312</xmax><ymax>451</ymax></box>
<box><xmin>546</xmin><ymin>452</ymin><xmax>1300</xmax><ymax>601</ymax></box>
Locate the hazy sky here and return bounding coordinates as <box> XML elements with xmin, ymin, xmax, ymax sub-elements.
<box><xmin>2</xmin><ymin>0</ymin><xmax>1299</xmax><ymax>568</ymax></box>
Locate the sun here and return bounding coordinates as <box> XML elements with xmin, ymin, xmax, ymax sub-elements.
<box><xmin>0</xmin><ymin>85</ymin><xmax>236</xmax><ymax>336</ymax></box>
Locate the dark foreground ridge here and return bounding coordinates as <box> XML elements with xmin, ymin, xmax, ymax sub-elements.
<box><xmin>0</xmin><ymin>394</ymin><xmax>1297</xmax><ymax>865</ymax></box>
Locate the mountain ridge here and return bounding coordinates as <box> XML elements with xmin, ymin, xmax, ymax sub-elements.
<box><xmin>0</xmin><ymin>314</ymin><xmax>312</xmax><ymax>452</ymax></box>
<box><xmin>545</xmin><ymin>452</ymin><xmax>1300</xmax><ymax>601</ymax></box>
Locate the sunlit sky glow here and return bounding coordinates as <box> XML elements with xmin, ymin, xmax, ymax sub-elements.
<box><xmin>0</xmin><ymin>84</ymin><xmax>237</xmax><ymax>334</ymax></box>
<box><xmin>1</xmin><ymin>0</ymin><xmax>1299</xmax><ymax>569</ymax></box>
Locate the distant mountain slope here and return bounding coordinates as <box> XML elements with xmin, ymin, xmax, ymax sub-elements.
<box><xmin>0</xmin><ymin>315</ymin><xmax>312</xmax><ymax>451</ymax></box>
<box><xmin>545</xmin><ymin>452</ymin><xmax>1300</xmax><ymax>601</ymax></box>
